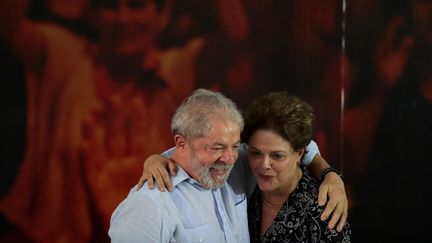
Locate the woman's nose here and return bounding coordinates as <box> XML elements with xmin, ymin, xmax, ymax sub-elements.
<box><xmin>262</xmin><ymin>156</ymin><xmax>272</xmax><ymax>169</ymax></box>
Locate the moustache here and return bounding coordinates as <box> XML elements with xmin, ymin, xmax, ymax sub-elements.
<box><xmin>209</xmin><ymin>161</ymin><xmax>232</xmax><ymax>171</ymax></box>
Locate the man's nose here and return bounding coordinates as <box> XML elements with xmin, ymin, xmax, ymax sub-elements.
<box><xmin>220</xmin><ymin>148</ymin><xmax>237</xmax><ymax>165</ymax></box>
<box><xmin>118</xmin><ymin>2</ymin><xmax>131</xmax><ymax>23</ymax></box>
<box><xmin>142</xmin><ymin>48</ymin><xmax>160</xmax><ymax>70</ymax></box>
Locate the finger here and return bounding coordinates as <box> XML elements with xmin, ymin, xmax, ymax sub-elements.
<box><xmin>137</xmin><ymin>160</ymin><xmax>147</xmax><ymax>190</ymax></box>
<box><xmin>147</xmin><ymin>174</ymin><xmax>155</xmax><ymax>190</ymax></box>
<box><xmin>82</xmin><ymin>113</ymin><xmax>107</xmax><ymax>171</ymax></box>
<box><xmin>129</xmin><ymin>96</ymin><xmax>148</xmax><ymax>157</ymax></box>
<box><xmin>106</xmin><ymin>94</ymin><xmax>127</xmax><ymax>158</ymax></box>
<box><xmin>80</xmin><ymin>141</ymin><xmax>96</xmax><ymax>178</ymax></box>
<box><xmin>168</xmin><ymin>158</ymin><xmax>177</xmax><ymax>176</ymax></box>
<box><xmin>318</xmin><ymin>183</ymin><xmax>329</xmax><ymax>206</ymax></box>
<box><xmin>376</xmin><ymin>16</ymin><xmax>405</xmax><ymax>58</ymax></box>
<box><xmin>336</xmin><ymin>209</ymin><xmax>348</xmax><ymax>232</ymax></box>
<box><xmin>136</xmin><ymin>175</ymin><xmax>147</xmax><ymax>190</ymax></box>
<box><xmin>158</xmin><ymin>167</ymin><xmax>173</xmax><ymax>192</ymax></box>
<box><xmin>327</xmin><ymin>202</ymin><xmax>344</xmax><ymax>230</ymax></box>
<box><xmin>383</xmin><ymin>16</ymin><xmax>404</xmax><ymax>44</ymax></box>
<box><xmin>152</xmin><ymin>170</ymin><xmax>166</xmax><ymax>192</ymax></box>
<box><xmin>320</xmin><ymin>192</ymin><xmax>337</xmax><ymax>221</ymax></box>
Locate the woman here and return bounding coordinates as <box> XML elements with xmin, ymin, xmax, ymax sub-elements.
<box><xmin>242</xmin><ymin>92</ymin><xmax>351</xmax><ymax>242</ymax></box>
<box><xmin>137</xmin><ymin>91</ymin><xmax>350</xmax><ymax>241</ymax></box>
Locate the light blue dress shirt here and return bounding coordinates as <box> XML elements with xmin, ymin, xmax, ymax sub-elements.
<box><xmin>108</xmin><ymin>166</ymin><xmax>249</xmax><ymax>243</ymax></box>
<box><xmin>108</xmin><ymin>141</ymin><xmax>319</xmax><ymax>242</ymax></box>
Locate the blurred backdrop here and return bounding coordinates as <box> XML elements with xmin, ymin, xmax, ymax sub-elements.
<box><xmin>1</xmin><ymin>0</ymin><xmax>431</xmax><ymax>242</ymax></box>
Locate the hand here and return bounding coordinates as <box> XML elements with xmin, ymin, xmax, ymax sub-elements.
<box><xmin>80</xmin><ymin>93</ymin><xmax>149</xmax><ymax>228</ymax></box>
<box><xmin>318</xmin><ymin>172</ymin><xmax>348</xmax><ymax>232</ymax></box>
<box><xmin>137</xmin><ymin>154</ymin><xmax>177</xmax><ymax>192</ymax></box>
<box><xmin>375</xmin><ymin>16</ymin><xmax>414</xmax><ymax>86</ymax></box>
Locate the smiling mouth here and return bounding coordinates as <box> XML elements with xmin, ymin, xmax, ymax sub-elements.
<box><xmin>210</xmin><ymin>168</ymin><xmax>227</xmax><ymax>176</ymax></box>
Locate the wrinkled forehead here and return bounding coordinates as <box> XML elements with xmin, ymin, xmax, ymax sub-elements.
<box><xmin>205</xmin><ymin>118</ymin><xmax>241</xmax><ymax>138</ymax></box>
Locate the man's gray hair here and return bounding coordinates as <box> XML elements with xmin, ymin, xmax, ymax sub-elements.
<box><xmin>171</xmin><ymin>89</ymin><xmax>244</xmax><ymax>140</ymax></box>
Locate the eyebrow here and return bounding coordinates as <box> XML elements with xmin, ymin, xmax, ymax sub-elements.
<box><xmin>211</xmin><ymin>140</ymin><xmax>241</xmax><ymax>147</ymax></box>
<box><xmin>248</xmin><ymin>146</ymin><xmax>287</xmax><ymax>153</ymax></box>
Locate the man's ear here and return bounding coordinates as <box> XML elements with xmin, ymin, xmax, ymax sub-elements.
<box><xmin>174</xmin><ymin>134</ymin><xmax>187</xmax><ymax>149</ymax></box>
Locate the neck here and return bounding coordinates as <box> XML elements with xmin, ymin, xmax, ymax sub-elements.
<box><xmin>171</xmin><ymin>151</ymin><xmax>199</xmax><ymax>181</ymax></box>
<box><xmin>262</xmin><ymin>195</ymin><xmax>284</xmax><ymax>208</ymax></box>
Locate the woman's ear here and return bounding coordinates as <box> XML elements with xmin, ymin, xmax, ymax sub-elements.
<box><xmin>297</xmin><ymin>147</ymin><xmax>305</xmax><ymax>162</ymax></box>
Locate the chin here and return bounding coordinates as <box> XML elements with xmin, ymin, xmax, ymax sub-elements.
<box><xmin>257</xmin><ymin>182</ymin><xmax>275</xmax><ymax>192</ymax></box>
<box><xmin>212</xmin><ymin>175</ymin><xmax>227</xmax><ymax>185</ymax></box>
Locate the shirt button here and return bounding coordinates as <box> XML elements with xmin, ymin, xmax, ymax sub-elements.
<box><xmin>198</xmin><ymin>237</ymin><xmax>203</xmax><ymax>242</ymax></box>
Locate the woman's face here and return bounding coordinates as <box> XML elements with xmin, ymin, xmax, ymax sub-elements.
<box><xmin>248</xmin><ymin>129</ymin><xmax>303</xmax><ymax>194</ymax></box>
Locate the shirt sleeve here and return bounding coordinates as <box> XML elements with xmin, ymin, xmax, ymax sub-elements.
<box><xmin>303</xmin><ymin>140</ymin><xmax>320</xmax><ymax>166</ymax></box>
<box><xmin>228</xmin><ymin>143</ymin><xmax>257</xmax><ymax>199</ymax></box>
<box><xmin>108</xmin><ymin>192</ymin><xmax>170</xmax><ymax>243</ymax></box>
<box><xmin>161</xmin><ymin>147</ymin><xmax>175</xmax><ymax>157</ymax></box>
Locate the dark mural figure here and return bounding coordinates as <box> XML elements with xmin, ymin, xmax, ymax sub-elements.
<box><xmin>353</xmin><ymin>69</ymin><xmax>432</xmax><ymax>242</ymax></box>
<box><xmin>352</xmin><ymin>0</ymin><xmax>432</xmax><ymax>241</ymax></box>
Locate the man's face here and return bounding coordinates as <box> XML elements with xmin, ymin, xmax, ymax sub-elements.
<box><xmin>187</xmin><ymin>119</ymin><xmax>241</xmax><ymax>189</ymax></box>
<box><xmin>96</xmin><ymin>0</ymin><xmax>165</xmax><ymax>57</ymax></box>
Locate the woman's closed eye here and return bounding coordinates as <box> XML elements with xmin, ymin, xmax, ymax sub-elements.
<box><xmin>270</xmin><ymin>152</ymin><xmax>286</xmax><ymax>161</ymax></box>
<box><xmin>248</xmin><ymin>150</ymin><xmax>262</xmax><ymax>157</ymax></box>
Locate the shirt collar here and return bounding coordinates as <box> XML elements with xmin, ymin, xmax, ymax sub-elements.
<box><xmin>172</xmin><ymin>165</ymin><xmax>208</xmax><ymax>191</ymax></box>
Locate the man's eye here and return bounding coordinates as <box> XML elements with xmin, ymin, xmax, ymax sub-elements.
<box><xmin>211</xmin><ymin>147</ymin><xmax>223</xmax><ymax>151</ymax></box>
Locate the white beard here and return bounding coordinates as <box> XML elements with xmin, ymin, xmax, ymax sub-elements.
<box><xmin>191</xmin><ymin>153</ymin><xmax>233</xmax><ymax>189</ymax></box>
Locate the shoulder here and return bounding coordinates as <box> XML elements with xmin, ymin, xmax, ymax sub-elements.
<box><xmin>228</xmin><ymin>144</ymin><xmax>256</xmax><ymax>197</ymax></box>
<box><xmin>111</xmin><ymin>185</ymin><xmax>173</xmax><ymax>222</ymax></box>
<box><xmin>108</xmin><ymin>186</ymin><xmax>176</xmax><ymax>242</ymax></box>
<box><xmin>109</xmin><ymin>185</ymin><xmax>176</xmax><ymax>241</ymax></box>
<box><xmin>289</xmin><ymin>168</ymin><xmax>323</xmax><ymax>220</ymax></box>
<box><xmin>298</xmin><ymin>166</ymin><xmax>321</xmax><ymax>199</ymax></box>
<box><xmin>127</xmin><ymin>184</ymin><xmax>173</xmax><ymax>205</ymax></box>
<box><xmin>295</xmin><ymin>170</ymin><xmax>352</xmax><ymax>241</ymax></box>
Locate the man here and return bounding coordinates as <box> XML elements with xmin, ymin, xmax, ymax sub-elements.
<box><xmin>109</xmin><ymin>88</ymin><xmax>249</xmax><ymax>242</ymax></box>
<box><xmin>109</xmin><ymin>88</ymin><xmax>347</xmax><ymax>242</ymax></box>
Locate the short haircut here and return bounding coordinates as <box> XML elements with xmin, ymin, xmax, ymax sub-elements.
<box><xmin>171</xmin><ymin>89</ymin><xmax>244</xmax><ymax>140</ymax></box>
<box><xmin>241</xmin><ymin>91</ymin><xmax>315</xmax><ymax>151</ymax></box>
